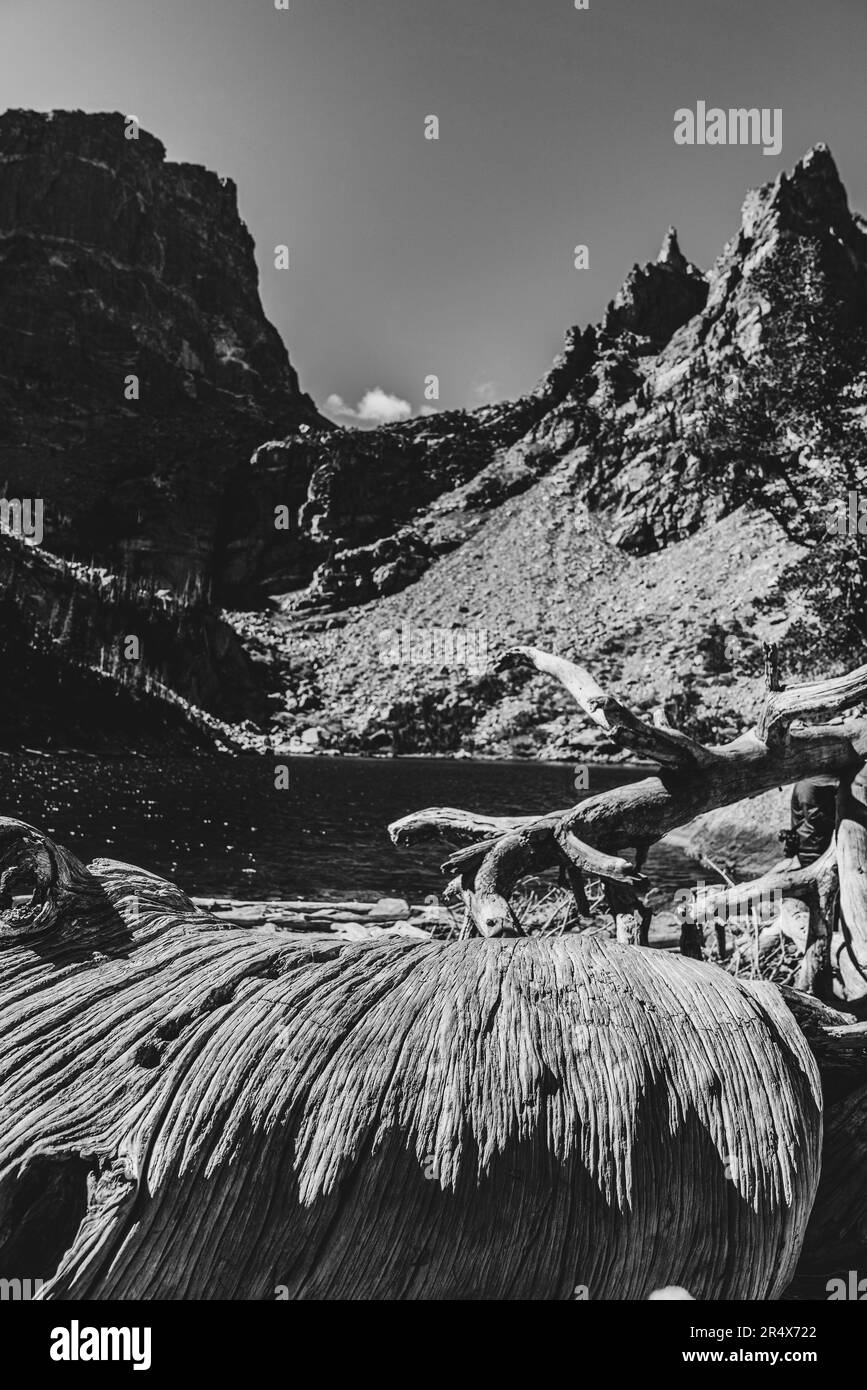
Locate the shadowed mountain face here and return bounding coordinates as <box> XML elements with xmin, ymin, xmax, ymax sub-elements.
<box><xmin>0</xmin><ymin>109</ymin><xmax>324</xmax><ymax>594</ymax></box>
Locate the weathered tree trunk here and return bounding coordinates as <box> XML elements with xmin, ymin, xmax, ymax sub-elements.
<box><xmin>0</xmin><ymin>817</ymin><xmax>832</xmax><ymax>1301</ymax></box>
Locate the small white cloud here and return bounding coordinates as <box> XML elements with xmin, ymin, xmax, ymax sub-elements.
<box><xmin>325</xmin><ymin>387</ymin><xmax>413</xmax><ymax>425</ymax></box>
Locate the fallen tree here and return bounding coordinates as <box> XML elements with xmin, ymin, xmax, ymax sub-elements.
<box><xmin>0</xmin><ymin>818</ymin><xmax>828</xmax><ymax>1298</ymax></box>
<box><xmin>0</xmin><ymin>808</ymin><xmax>862</xmax><ymax>1298</ymax></box>
<box><xmin>389</xmin><ymin>644</ymin><xmax>867</xmax><ymax>1001</ymax></box>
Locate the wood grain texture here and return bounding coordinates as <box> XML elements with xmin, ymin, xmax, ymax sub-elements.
<box><xmin>0</xmin><ymin>819</ymin><xmax>822</xmax><ymax>1301</ymax></box>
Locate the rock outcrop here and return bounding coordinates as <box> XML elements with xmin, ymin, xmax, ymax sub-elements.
<box><xmin>0</xmin><ymin>109</ymin><xmax>324</xmax><ymax>594</ymax></box>
<box><xmin>584</xmin><ymin>144</ymin><xmax>867</xmax><ymax>554</ymax></box>
<box><xmin>0</xmin><ymin>533</ymin><xmax>271</xmax><ymax>751</ymax></box>
<box><xmin>225</xmin><ymin>400</ymin><xmax>551</xmax><ymax>602</ymax></box>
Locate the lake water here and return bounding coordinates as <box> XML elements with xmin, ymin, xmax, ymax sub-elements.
<box><xmin>0</xmin><ymin>753</ymin><xmax>712</xmax><ymax>904</ymax></box>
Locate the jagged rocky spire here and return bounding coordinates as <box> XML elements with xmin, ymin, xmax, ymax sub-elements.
<box><xmin>657</xmin><ymin>226</ymin><xmax>688</xmax><ymax>272</ymax></box>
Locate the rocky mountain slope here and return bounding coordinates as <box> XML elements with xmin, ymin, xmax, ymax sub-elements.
<box><xmin>2</xmin><ymin>115</ymin><xmax>865</xmax><ymax>758</ymax></box>
<box><xmin>237</xmin><ymin>145</ymin><xmax>867</xmax><ymax>757</ymax></box>
<box><xmin>228</xmin><ymin>231</ymin><xmax>709</xmax><ymax>611</ymax></box>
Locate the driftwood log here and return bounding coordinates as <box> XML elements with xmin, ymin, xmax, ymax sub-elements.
<box><xmin>0</xmin><ymin>816</ymin><xmax>862</xmax><ymax>1298</ymax></box>
<box><xmin>0</xmin><ymin>817</ymin><xmax>828</xmax><ymax>1299</ymax></box>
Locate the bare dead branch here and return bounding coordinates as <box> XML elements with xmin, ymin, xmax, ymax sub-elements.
<box><xmin>394</xmin><ymin>647</ymin><xmax>867</xmax><ymax>950</ymax></box>
<box><xmin>390</xmin><ymin>807</ymin><xmax>539</xmax><ymax>849</ymax></box>
<box><xmin>497</xmin><ymin>646</ymin><xmax>715</xmax><ymax>768</ymax></box>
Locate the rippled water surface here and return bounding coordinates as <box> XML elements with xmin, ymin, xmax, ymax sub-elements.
<box><xmin>0</xmin><ymin>753</ymin><xmax>713</xmax><ymax>904</ymax></box>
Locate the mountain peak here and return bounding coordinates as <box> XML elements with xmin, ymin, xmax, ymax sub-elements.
<box><xmin>793</xmin><ymin>142</ymin><xmax>839</xmax><ymax>180</ymax></box>
<box><xmin>784</xmin><ymin>143</ymin><xmax>847</xmax><ymax>209</ymax></box>
<box><xmin>740</xmin><ymin>143</ymin><xmax>852</xmax><ymax>244</ymax></box>
<box><xmin>657</xmin><ymin>226</ymin><xmax>687</xmax><ymax>271</ymax></box>
<box><xmin>600</xmin><ymin>226</ymin><xmax>707</xmax><ymax>348</ymax></box>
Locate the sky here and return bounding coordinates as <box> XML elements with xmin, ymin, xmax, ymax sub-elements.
<box><xmin>2</xmin><ymin>0</ymin><xmax>866</xmax><ymax>424</ymax></box>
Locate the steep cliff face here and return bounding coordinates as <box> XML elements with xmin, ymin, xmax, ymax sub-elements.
<box><xmin>0</xmin><ymin>109</ymin><xmax>323</xmax><ymax>592</ymax></box>
<box><xmin>581</xmin><ymin>144</ymin><xmax>867</xmax><ymax>553</ymax></box>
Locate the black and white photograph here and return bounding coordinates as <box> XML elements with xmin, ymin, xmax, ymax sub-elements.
<box><xmin>0</xmin><ymin>0</ymin><xmax>866</xmax><ymax>1354</ymax></box>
